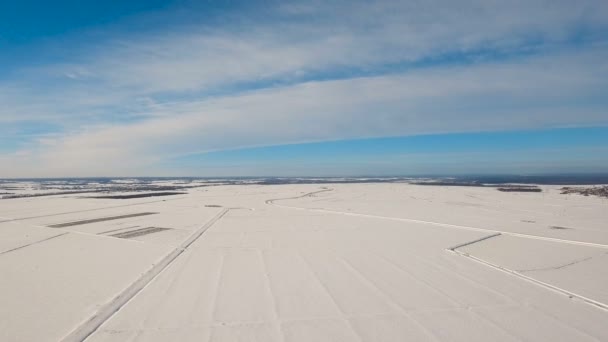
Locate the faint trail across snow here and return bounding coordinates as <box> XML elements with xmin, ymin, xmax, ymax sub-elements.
<box><xmin>265</xmin><ymin>187</ymin><xmax>334</xmax><ymax>206</ymax></box>
<box><xmin>61</xmin><ymin>208</ymin><xmax>233</xmax><ymax>342</ymax></box>
<box><xmin>448</xmin><ymin>246</ymin><xmax>608</xmax><ymax>312</ymax></box>
<box><xmin>268</xmin><ymin>188</ymin><xmax>608</xmax><ymax>312</ymax></box>
<box><xmin>268</xmin><ymin>188</ymin><xmax>608</xmax><ymax>250</ymax></box>
<box><xmin>0</xmin><ymin>232</ymin><xmax>69</xmax><ymax>255</ymax></box>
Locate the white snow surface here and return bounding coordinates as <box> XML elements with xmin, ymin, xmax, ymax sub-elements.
<box><xmin>0</xmin><ymin>183</ymin><xmax>606</xmax><ymax>341</ymax></box>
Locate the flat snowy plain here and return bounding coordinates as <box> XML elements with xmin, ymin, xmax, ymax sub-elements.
<box><xmin>1</xmin><ymin>182</ymin><xmax>607</xmax><ymax>341</ymax></box>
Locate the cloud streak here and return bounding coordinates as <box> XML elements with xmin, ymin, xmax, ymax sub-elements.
<box><xmin>1</xmin><ymin>0</ymin><xmax>608</xmax><ymax>176</ymax></box>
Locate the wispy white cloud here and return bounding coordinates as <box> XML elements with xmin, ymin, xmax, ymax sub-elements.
<box><xmin>37</xmin><ymin>0</ymin><xmax>608</xmax><ymax>94</ymax></box>
<box><xmin>1</xmin><ymin>0</ymin><xmax>608</xmax><ymax>176</ymax></box>
<box><xmin>7</xmin><ymin>47</ymin><xmax>608</xmax><ymax>177</ymax></box>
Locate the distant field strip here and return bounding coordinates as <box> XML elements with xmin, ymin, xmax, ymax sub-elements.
<box><xmin>269</xmin><ymin>189</ymin><xmax>608</xmax><ymax>249</ymax></box>
<box><xmin>48</xmin><ymin>212</ymin><xmax>158</xmax><ymax>228</ymax></box>
<box><xmin>97</xmin><ymin>225</ymin><xmax>141</xmax><ymax>235</ymax></box>
<box><xmin>110</xmin><ymin>227</ymin><xmax>170</xmax><ymax>239</ymax></box>
<box><xmin>1</xmin><ymin>196</ymin><xmax>184</xmax><ymax>223</ymax></box>
<box><xmin>89</xmin><ymin>192</ymin><xmax>186</xmax><ymax>199</ymax></box>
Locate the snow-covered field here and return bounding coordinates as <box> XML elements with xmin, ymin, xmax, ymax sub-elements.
<box><xmin>0</xmin><ymin>182</ymin><xmax>606</xmax><ymax>341</ymax></box>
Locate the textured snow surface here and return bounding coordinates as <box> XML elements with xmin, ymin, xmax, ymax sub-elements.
<box><xmin>0</xmin><ymin>183</ymin><xmax>606</xmax><ymax>341</ymax></box>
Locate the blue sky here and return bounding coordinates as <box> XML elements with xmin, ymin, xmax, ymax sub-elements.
<box><xmin>169</xmin><ymin>127</ymin><xmax>608</xmax><ymax>176</ymax></box>
<box><xmin>1</xmin><ymin>1</ymin><xmax>608</xmax><ymax>177</ymax></box>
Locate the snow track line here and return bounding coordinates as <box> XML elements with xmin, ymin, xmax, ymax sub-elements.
<box><xmin>0</xmin><ymin>232</ymin><xmax>69</xmax><ymax>256</ymax></box>
<box><xmin>61</xmin><ymin>208</ymin><xmax>230</xmax><ymax>342</ymax></box>
<box><xmin>308</xmin><ymin>208</ymin><xmax>608</xmax><ymax>249</ymax></box>
<box><xmin>270</xmin><ymin>188</ymin><xmax>608</xmax><ymax>312</ymax></box>
<box><xmin>0</xmin><ymin>196</ymin><xmax>189</xmax><ymax>224</ymax></box>
<box><xmin>448</xmin><ymin>248</ymin><xmax>608</xmax><ymax>312</ymax></box>
<box><xmin>265</xmin><ymin>187</ymin><xmax>334</xmax><ymax>205</ymax></box>
<box><xmin>446</xmin><ymin>233</ymin><xmax>502</xmax><ymax>251</ymax></box>
<box><xmin>269</xmin><ymin>189</ymin><xmax>608</xmax><ymax>249</ymax></box>
<box><xmin>48</xmin><ymin>212</ymin><xmax>158</xmax><ymax>228</ymax></box>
